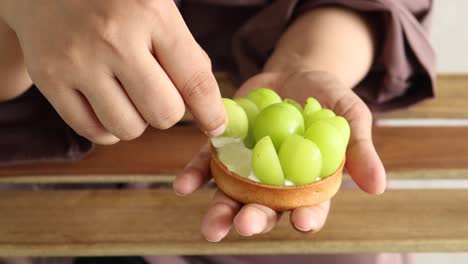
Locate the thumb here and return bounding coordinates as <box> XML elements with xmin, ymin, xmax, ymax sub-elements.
<box><xmin>338</xmin><ymin>92</ymin><xmax>386</xmax><ymax>194</ymax></box>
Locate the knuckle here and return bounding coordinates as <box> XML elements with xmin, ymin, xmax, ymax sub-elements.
<box><xmin>60</xmin><ymin>40</ymin><xmax>82</xmax><ymax>66</ymax></box>
<box><xmin>115</xmin><ymin>122</ymin><xmax>146</xmax><ymax>141</ymax></box>
<box><xmin>35</xmin><ymin>62</ymin><xmax>60</xmax><ymax>83</ymax></box>
<box><xmin>102</xmin><ymin>113</ymin><xmax>147</xmax><ymax>141</ymax></box>
<box><xmin>350</xmin><ymin>99</ymin><xmax>372</xmax><ymax>123</ymax></box>
<box><xmin>181</xmin><ymin>71</ymin><xmax>217</xmax><ymax>99</ymax></box>
<box><xmin>30</xmin><ymin>47</ymin><xmax>82</xmax><ymax>85</ymax></box>
<box><xmin>138</xmin><ymin>0</ymin><xmax>163</xmax><ymax>14</ymax></box>
<box><xmin>335</xmin><ymin>92</ymin><xmax>370</xmax><ymax>118</ymax></box>
<box><xmin>139</xmin><ymin>0</ymin><xmax>172</xmax><ymax>29</ymax></box>
<box><xmin>204</xmin><ymin>111</ymin><xmax>226</xmax><ymax>131</ymax></box>
<box><xmin>149</xmin><ymin>105</ymin><xmax>185</xmax><ymax>129</ymax></box>
<box><xmin>92</xmin><ymin>15</ymin><xmax>125</xmax><ymax>57</ymax></box>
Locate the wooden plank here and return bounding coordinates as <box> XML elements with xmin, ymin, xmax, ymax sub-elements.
<box><xmin>0</xmin><ymin>125</ymin><xmax>206</xmax><ymax>180</ymax></box>
<box><xmin>373</xmin><ymin>126</ymin><xmax>468</xmax><ymax>173</ymax></box>
<box><xmin>0</xmin><ymin>188</ymin><xmax>467</xmax><ymax>256</ymax></box>
<box><xmin>1</xmin><ymin>126</ymin><xmax>468</xmax><ymax>183</ymax></box>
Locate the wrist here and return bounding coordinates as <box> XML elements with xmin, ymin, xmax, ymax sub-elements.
<box><xmin>263</xmin><ymin>6</ymin><xmax>377</xmax><ymax>90</ymax></box>
<box><xmin>263</xmin><ymin>50</ymin><xmax>350</xmax><ymax>90</ymax></box>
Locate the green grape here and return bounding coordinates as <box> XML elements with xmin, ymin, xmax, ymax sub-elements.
<box><xmin>221</xmin><ymin>98</ymin><xmax>248</xmax><ymax>140</ymax></box>
<box><xmin>284</xmin><ymin>98</ymin><xmax>303</xmax><ymax>112</ymax></box>
<box><xmin>234</xmin><ymin>97</ymin><xmax>260</xmax><ymax>148</ymax></box>
<box><xmin>279</xmin><ymin>134</ymin><xmax>322</xmax><ymax>185</ymax></box>
<box><xmin>303</xmin><ymin>97</ymin><xmax>322</xmax><ymax>119</ymax></box>
<box><xmin>253</xmin><ymin>103</ymin><xmax>305</xmax><ymax>150</ymax></box>
<box><xmin>305</xmin><ymin>108</ymin><xmax>335</xmax><ymax>129</ymax></box>
<box><xmin>328</xmin><ymin>116</ymin><xmax>351</xmax><ymax>146</ymax></box>
<box><xmin>245</xmin><ymin>88</ymin><xmax>282</xmax><ymax>111</ymax></box>
<box><xmin>305</xmin><ymin>120</ymin><xmax>346</xmax><ymax>178</ymax></box>
<box><xmin>252</xmin><ymin>136</ymin><xmax>285</xmax><ymax>186</ymax></box>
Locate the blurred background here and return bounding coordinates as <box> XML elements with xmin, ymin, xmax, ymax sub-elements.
<box><xmin>432</xmin><ymin>0</ymin><xmax>468</xmax><ymax>73</ymax></box>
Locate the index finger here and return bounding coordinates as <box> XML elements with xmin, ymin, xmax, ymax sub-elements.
<box><xmin>152</xmin><ymin>1</ymin><xmax>226</xmax><ymax>136</ymax></box>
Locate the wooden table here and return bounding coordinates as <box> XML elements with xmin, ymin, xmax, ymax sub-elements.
<box><xmin>0</xmin><ymin>74</ymin><xmax>467</xmax><ymax>256</ymax></box>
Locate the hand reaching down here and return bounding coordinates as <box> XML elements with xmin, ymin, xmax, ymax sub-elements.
<box><xmin>0</xmin><ymin>0</ymin><xmax>226</xmax><ymax>144</ymax></box>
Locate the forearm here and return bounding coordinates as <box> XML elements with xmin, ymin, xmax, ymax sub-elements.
<box><xmin>264</xmin><ymin>6</ymin><xmax>377</xmax><ymax>89</ymax></box>
<box><xmin>0</xmin><ymin>19</ymin><xmax>32</xmax><ymax>101</ymax></box>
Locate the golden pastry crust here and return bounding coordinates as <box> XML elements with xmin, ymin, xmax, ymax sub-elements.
<box><xmin>210</xmin><ymin>144</ymin><xmax>344</xmax><ymax>211</ymax></box>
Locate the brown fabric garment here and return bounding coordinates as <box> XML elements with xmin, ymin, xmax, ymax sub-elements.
<box><xmin>0</xmin><ymin>257</ymin><xmax>74</xmax><ymax>264</ymax></box>
<box><xmin>0</xmin><ymin>87</ymin><xmax>93</xmax><ymax>165</ymax></box>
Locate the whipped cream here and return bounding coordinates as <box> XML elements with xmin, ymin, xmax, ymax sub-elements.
<box><xmin>213</xmin><ymin>137</ymin><xmax>299</xmax><ymax>186</ymax></box>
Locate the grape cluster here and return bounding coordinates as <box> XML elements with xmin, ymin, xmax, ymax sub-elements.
<box><xmin>218</xmin><ymin>88</ymin><xmax>350</xmax><ymax>186</ymax></box>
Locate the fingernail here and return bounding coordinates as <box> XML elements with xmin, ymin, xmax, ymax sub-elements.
<box><xmin>206</xmin><ymin>237</ymin><xmax>222</xmax><ymax>243</ymax></box>
<box><xmin>207</xmin><ymin>122</ymin><xmax>227</xmax><ymax>137</ymax></box>
<box><xmin>294</xmin><ymin>223</ymin><xmax>313</xmax><ymax>232</ymax></box>
<box><xmin>237</xmin><ymin>230</ymin><xmax>253</xmax><ymax>237</ymax></box>
<box><xmin>172</xmin><ymin>182</ymin><xmax>187</xmax><ymax>197</ymax></box>
<box><xmin>174</xmin><ymin>189</ymin><xmax>185</xmax><ymax>197</ymax></box>
<box><xmin>236</xmin><ymin>223</ymin><xmax>263</xmax><ymax>237</ymax></box>
<box><xmin>374</xmin><ymin>189</ymin><xmax>386</xmax><ymax>195</ymax></box>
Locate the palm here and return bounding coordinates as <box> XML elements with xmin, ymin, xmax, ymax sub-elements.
<box><xmin>174</xmin><ymin>71</ymin><xmax>386</xmax><ymax>242</ymax></box>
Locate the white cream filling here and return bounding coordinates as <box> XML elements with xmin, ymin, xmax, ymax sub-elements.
<box><xmin>214</xmin><ymin>137</ymin><xmax>300</xmax><ymax>186</ymax></box>
<box><xmin>284</xmin><ymin>179</ymin><xmax>295</xmax><ymax>186</ymax></box>
<box><xmin>210</xmin><ymin>137</ymin><xmax>242</xmax><ymax>148</ymax></box>
<box><xmin>247</xmin><ymin>171</ymin><xmax>261</xmax><ymax>183</ymax></box>
<box><xmin>214</xmin><ymin>138</ymin><xmax>252</xmax><ymax>177</ymax></box>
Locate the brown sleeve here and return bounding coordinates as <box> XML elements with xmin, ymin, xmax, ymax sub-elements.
<box><xmin>231</xmin><ymin>0</ymin><xmax>436</xmax><ymax>112</ymax></box>
<box><xmin>0</xmin><ymin>87</ymin><xmax>93</xmax><ymax>165</ymax></box>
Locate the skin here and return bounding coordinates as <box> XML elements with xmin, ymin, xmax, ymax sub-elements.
<box><xmin>0</xmin><ymin>3</ymin><xmax>386</xmax><ymax>242</ymax></box>
<box><xmin>174</xmin><ymin>7</ymin><xmax>386</xmax><ymax>242</ymax></box>
<box><xmin>0</xmin><ymin>19</ymin><xmax>31</xmax><ymax>101</ymax></box>
<box><xmin>0</xmin><ymin>0</ymin><xmax>227</xmax><ymax>144</ymax></box>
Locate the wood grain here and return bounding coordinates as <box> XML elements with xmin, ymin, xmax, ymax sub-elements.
<box><xmin>373</xmin><ymin>126</ymin><xmax>468</xmax><ymax>172</ymax></box>
<box><xmin>0</xmin><ymin>188</ymin><xmax>467</xmax><ymax>256</ymax></box>
<box><xmin>0</xmin><ymin>125</ymin><xmax>206</xmax><ymax>180</ymax></box>
<box><xmin>2</xmin><ymin>125</ymin><xmax>468</xmax><ymax>182</ymax></box>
